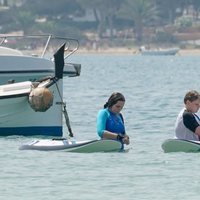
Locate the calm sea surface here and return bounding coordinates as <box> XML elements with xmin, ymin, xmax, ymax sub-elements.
<box><xmin>1</xmin><ymin>54</ymin><xmax>200</xmax><ymax>200</ymax></box>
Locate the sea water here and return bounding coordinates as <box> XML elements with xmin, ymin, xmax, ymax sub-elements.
<box><xmin>1</xmin><ymin>54</ymin><xmax>200</xmax><ymax>200</ymax></box>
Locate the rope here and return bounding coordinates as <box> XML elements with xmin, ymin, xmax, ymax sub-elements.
<box><xmin>55</xmin><ymin>80</ymin><xmax>74</xmax><ymax>137</ymax></box>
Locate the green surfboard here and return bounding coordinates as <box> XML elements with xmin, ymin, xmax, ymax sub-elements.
<box><xmin>162</xmin><ymin>139</ymin><xmax>200</xmax><ymax>153</ymax></box>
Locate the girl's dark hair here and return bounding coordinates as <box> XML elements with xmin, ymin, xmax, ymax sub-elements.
<box><xmin>104</xmin><ymin>92</ymin><xmax>125</xmax><ymax>108</ymax></box>
<box><xmin>184</xmin><ymin>90</ymin><xmax>200</xmax><ymax>104</ymax></box>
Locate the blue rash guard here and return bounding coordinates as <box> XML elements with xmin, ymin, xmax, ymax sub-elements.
<box><xmin>97</xmin><ymin>108</ymin><xmax>125</xmax><ymax>138</ymax></box>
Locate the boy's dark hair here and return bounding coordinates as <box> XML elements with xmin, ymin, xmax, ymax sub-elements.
<box><xmin>184</xmin><ymin>90</ymin><xmax>200</xmax><ymax>104</ymax></box>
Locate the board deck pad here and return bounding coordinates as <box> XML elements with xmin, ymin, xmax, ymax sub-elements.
<box><xmin>162</xmin><ymin>139</ymin><xmax>200</xmax><ymax>153</ymax></box>
<box><xmin>19</xmin><ymin>139</ymin><xmax>123</xmax><ymax>153</ymax></box>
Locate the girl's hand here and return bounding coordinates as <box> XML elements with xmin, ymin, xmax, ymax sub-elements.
<box><xmin>122</xmin><ymin>135</ymin><xmax>130</xmax><ymax>145</ymax></box>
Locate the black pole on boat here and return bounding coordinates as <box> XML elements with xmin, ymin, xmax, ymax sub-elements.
<box><xmin>63</xmin><ymin>103</ymin><xmax>74</xmax><ymax>137</ymax></box>
<box><xmin>53</xmin><ymin>43</ymin><xmax>65</xmax><ymax>79</ymax></box>
<box><xmin>53</xmin><ymin>43</ymin><xmax>74</xmax><ymax>138</ymax></box>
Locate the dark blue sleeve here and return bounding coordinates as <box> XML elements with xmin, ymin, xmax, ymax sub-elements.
<box><xmin>119</xmin><ymin>113</ymin><xmax>126</xmax><ymax>134</ymax></box>
<box><xmin>183</xmin><ymin>112</ymin><xmax>199</xmax><ymax>133</ymax></box>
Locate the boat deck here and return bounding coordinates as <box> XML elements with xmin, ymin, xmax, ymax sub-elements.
<box><xmin>0</xmin><ymin>35</ymin><xmax>81</xmax><ymax>80</ymax></box>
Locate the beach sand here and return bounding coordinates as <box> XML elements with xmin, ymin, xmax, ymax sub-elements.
<box><xmin>77</xmin><ymin>47</ymin><xmax>200</xmax><ymax>55</ymax></box>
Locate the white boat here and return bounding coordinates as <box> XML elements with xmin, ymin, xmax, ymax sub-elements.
<box><xmin>161</xmin><ymin>139</ymin><xmax>200</xmax><ymax>153</ymax></box>
<box><xmin>0</xmin><ymin>35</ymin><xmax>81</xmax><ymax>137</ymax></box>
<box><xmin>19</xmin><ymin>139</ymin><xmax>123</xmax><ymax>153</ymax></box>
<box><xmin>139</xmin><ymin>46</ymin><xmax>179</xmax><ymax>56</ymax></box>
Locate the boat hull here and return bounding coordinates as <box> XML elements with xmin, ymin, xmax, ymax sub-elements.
<box><xmin>19</xmin><ymin>139</ymin><xmax>123</xmax><ymax>153</ymax></box>
<box><xmin>0</xmin><ymin>56</ymin><xmax>80</xmax><ymax>84</ymax></box>
<box><xmin>141</xmin><ymin>48</ymin><xmax>179</xmax><ymax>56</ymax></box>
<box><xmin>0</xmin><ymin>82</ymin><xmax>62</xmax><ymax>136</ymax></box>
<box><xmin>161</xmin><ymin>139</ymin><xmax>200</xmax><ymax>153</ymax></box>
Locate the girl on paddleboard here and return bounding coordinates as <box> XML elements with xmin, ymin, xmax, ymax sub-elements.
<box><xmin>97</xmin><ymin>92</ymin><xmax>130</xmax><ymax>145</ymax></box>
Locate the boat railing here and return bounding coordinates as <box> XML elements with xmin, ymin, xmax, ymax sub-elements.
<box><xmin>0</xmin><ymin>34</ymin><xmax>79</xmax><ymax>61</ymax></box>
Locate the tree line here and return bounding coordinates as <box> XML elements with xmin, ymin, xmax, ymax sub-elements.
<box><xmin>0</xmin><ymin>0</ymin><xmax>200</xmax><ymax>45</ymax></box>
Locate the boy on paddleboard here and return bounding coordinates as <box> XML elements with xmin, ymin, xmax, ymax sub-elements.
<box><xmin>175</xmin><ymin>90</ymin><xmax>200</xmax><ymax>140</ymax></box>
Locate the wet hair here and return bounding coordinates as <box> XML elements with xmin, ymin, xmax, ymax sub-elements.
<box><xmin>104</xmin><ymin>92</ymin><xmax>125</xmax><ymax>109</ymax></box>
<box><xmin>184</xmin><ymin>90</ymin><xmax>200</xmax><ymax>104</ymax></box>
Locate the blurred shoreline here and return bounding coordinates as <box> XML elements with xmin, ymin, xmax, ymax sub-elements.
<box><xmin>77</xmin><ymin>47</ymin><xmax>200</xmax><ymax>55</ymax></box>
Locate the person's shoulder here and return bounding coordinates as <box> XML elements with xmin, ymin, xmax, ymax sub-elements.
<box><xmin>183</xmin><ymin>110</ymin><xmax>193</xmax><ymax>118</ymax></box>
<box><xmin>98</xmin><ymin>108</ymin><xmax>109</xmax><ymax>116</ymax></box>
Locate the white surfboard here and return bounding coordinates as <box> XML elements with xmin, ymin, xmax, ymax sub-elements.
<box><xmin>19</xmin><ymin>139</ymin><xmax>123</xmax><ymax>153</ymax></box>
<box><xmin>161</xmin><ymin>139</ymin><xmax>200</xmax><ymax>153</ymax></box>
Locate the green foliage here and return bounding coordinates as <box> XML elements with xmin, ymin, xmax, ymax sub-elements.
<box><xmin>34</xmin><ymin>21</ymin><xmax>56</xmax><ymax>34</ymax></box>
<box><xmin>120</xmin><ymin>0</ymin><xmax>159</xmax><ymax>42</ymax></box>
<box><xmin>0</xmin><ymin>0</ymin><xmax>200</xmax><ymax>45</ymax></box>
<box><xmin>176</xmin><ymin>17</ymin><xmax>193</xmax><ymax>30</ymax></box>
<box><xmin>153</xmin><ymin>31</ymin><xmax>177</xmax><ymax>44</ymax></box>
<box><xmin>77</xmin><ymin>0</ymin><xmax>126</xmax><ymax>38</ymax></box>
<box><xmin>17</xmin><ymin>11</ymin><xmax>35</xmax><ymax>27</ymax></box>
<box><xmin>22</xmin><ymin>0</ymin><xmax>81</xmax><ymax>17</ymax></box>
